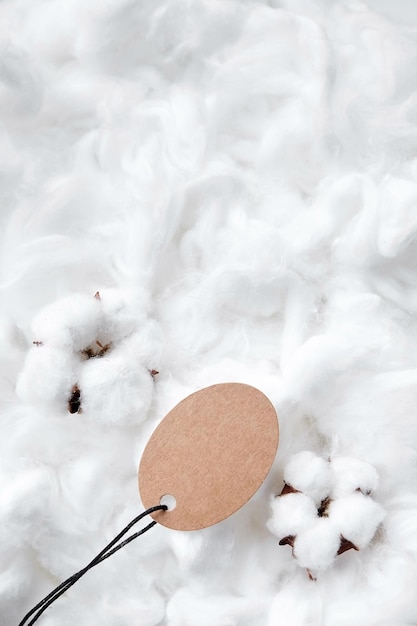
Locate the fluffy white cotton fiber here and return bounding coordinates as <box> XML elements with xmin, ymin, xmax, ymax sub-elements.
<box><xmin>16</xmin><ymin>289</ymin><xmax>154</xmax><ymax>423</ymax></box>
<box><xmin>31</xmin><ymin>293</ymin><xmax>102</xmax><ymax>351</ymax></box>
<box><xmin>98</xmin><ymin>288</ymin><xmax>142</xmax><ymax>345</ymax></box>
<box><xmin>284</xmin><ymin>451</ymin><xmax>333</xmax><ymax>505</ymax></box>
<box><xmin>268</xmin><ymin>493</ymin><xmax>318</xmax><ymax>540</ymax></box>
<box><xmin>292</xmin><ymin>519</ymin><xmax>341</xmax><ymax>572</ymax></box>
<box><xmin>15</xmin><ymin>345</ymin><xmax>77</xmax><ymax>406</ymax></box>
<box><xmin>329</xmin><ymin>493</ymin><xmax>386</xmax><ymax>550</ymax></box>
<box><xmin>269</xmin><ymin>452</ymin><xmax>386</xmax><ymax>575</ymax></box>
<box><xmin>0</xmin><ymin>465</ymin><xmax>54</xmax><ymax>536</ymax></box>
<box><xmin>79</xmin><ymin>351</ymin><xmax>154</xmax><ymax>424</ymax></box>
<box><xmin>330</xmin><ymin>456</ymin><xmax>379</xmax><ymax>497</ymax></box>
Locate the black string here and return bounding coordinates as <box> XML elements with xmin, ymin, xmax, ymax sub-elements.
<box><xmin>18</xmin><ymin>504</ymin><xmax>167</xmax><ymax>626</ymax></box>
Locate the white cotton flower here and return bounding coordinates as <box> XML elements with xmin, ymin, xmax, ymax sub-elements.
<box><xmin>268</xmin><ymin>492</ymin><xmax>318</xmax><ymax>540</ymax></box>
<box><xmin>0</xmin><ymin>466</ymin><xmax>54</xmax><ymax>534</ymax></box>
<box><xmin>293</xmin><ymin>519</ymin><xmax>341</xmax><ymax>571</ymax></box>
<box><xmin>284</xmin><ymin>451</ymin><xmax>333</xmax><ymax>505</ymax></box>
<box><xmin>78</xmin><ymin>351</ymin><xmax>154</xmax><ymax>424</ymax></box>
<box><xmin>330</xmin><ymin>456</ymin><xmax>379</xmax><ymax>497</ymax></box>
<box><xmin>32</xmin><ymin>293</ymin><xmax>101</xmax><ymax>351</ymax></box>
<box><xmin>17</xmin><ymin>288</ymin><xmax>156</xmax><ymax>421</ymax></box>
<box><xmin>16</xmin><ymin>345</ymin><xmax>77</xmax><ymax>404</ymax></box>
<box><xmin>328</xmin><ymin>492</ymin><xmax>386</xmax><ymax>549</ymax></box>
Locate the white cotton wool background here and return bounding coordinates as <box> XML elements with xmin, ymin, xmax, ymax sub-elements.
<box><xmin>1</xmin><ymin>0</ymin><xmax>417</xmax><ymax>625</ymax></box>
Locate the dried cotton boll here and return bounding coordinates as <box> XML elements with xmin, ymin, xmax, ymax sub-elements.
<box><xmin>79</xmin><ymin>353</ymin><xmax>154</xmax><ymax>424</ymax></box>
<box><xmin>32</xmin><ymin>293</ymin><xmax>101</xmax><ymax>350</ymax></box>
<box><xmin>0</xmin><ymin>466</ymin><xmax>54</xmax><ymax>540</ymax></box>
<box><xmin>384</xmin><ymin>507</ymin><xmax>417</xmax><ymax>554</ymax></box>
<box><xmin>331</xmin><ymin>456</ymin><xmax>379</xmax><ymax>497</ymax></box>
<box><xmin>268</xmin><ymin>492</ymin><xmax>318</xmax><ymax>541</ymax></box>
<box><xmin>16</xmin><ymin>345</ymin><xmax>77</xmax><ymax>405</ymax></box>
<box><xmin>377</xmin><ymin>177</ymin><xmax>417</xmax><ymax>258</ymax></box>
<box><xmin>57</xmin><ymin>454</ymin><xmax>117</xmax><ymax>527</ymax></box>
<box><xmin>328</xmin><ymin>493</ymin><xmax>386</xmax><ymax>550</ymax></box>
<box><xmin>284</xmin><ymin>451</ymin><xmax>333</xmax><ymax>505</ymax></box>
<box><xmin>293</xmin><ymin>519</ymin><xmax>341</xmax><ymax>572</ymax></box>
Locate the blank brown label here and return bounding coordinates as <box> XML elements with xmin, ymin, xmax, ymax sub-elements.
<box><xmin>138</xmin><ymin>382</ymin><xmax>279</xmax><ymax>531</ymax></box>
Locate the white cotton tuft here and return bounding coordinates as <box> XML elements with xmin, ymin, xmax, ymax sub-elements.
<box><xmin>125</xmin><ymin>322</ymin><xmax>162</xmax><ymax>368</ymax></box>
<box><xmin>3</xmin><ymin>0</ymin><xmax>417</xmax><ymax>622</ymax></box>
<box><xmin>16</xmin><ymin>345</ymin><xmax>77</xmax><ymax>405</ymax></box>
<box><xmin>78</xmin><ymin>353</ymin><xmax>154</xmax><ymax>424</ymax></box>
<box><xmin>284</xmin><ymin>451</ymin><xmax>333</xmax><ymax>505</ymax></box>
<box><xmin>268</xmin><ymin>492</ymin><xmax>318</xmax><ymax>540</ymax></box>
<box><xmin>293</xmin><ymin>519</ymin><xmax>341</xmax><ymax>571</ymax></box>
<box><xmin>0</xmin><ymin>466</ymin><xmax>54</xmax><ymax>536</ymax></box>
<box><xmin>97</xmin><ymin>288</ymin><xmax>140</xmax><ymax>345</ymax></box>
<box><xmin>31</xmin><ymin>293</ymin><xmax>101</xmax><ymax>350</ymax></box>
<box><xmin>328</xmin><ymin>493</ymin><xmax>386</xmax><ymax>549</ymax></box>
<box><xmin>330</xmin><ymin>456</ymin><xmax>379</xmax><ymax>497</ymax></box>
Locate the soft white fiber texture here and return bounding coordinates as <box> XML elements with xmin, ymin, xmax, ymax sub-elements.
<box><xmin>330</xmin><ymin>455</ymin><xmax>379</xmax><ymax>497</ymax></box>
<box><xmin>2</xmin><ymin>1</ymin><xmax>417</xmax><ymax>625</ymax></box>
<box><xmin>268</xmin><ymin>492</ymin><xmax>318</xmax><ymax>539</ymax></box>
<box><xmin>269</xmin><ymin>453</ymin><xmax>386</xmax><ymax>573</ymax></box>
<box><xmin>292</xmin><ymin>519</ymin><xmax>341</xmax><ymax>572</ymax></box>
<box><xmin>328</xmin><ymin>493</ymin><xmax>386</xmax><ymax>549</ymax></box>
<box><xmin>283</xmin><ymin>451</ymin><xmax>333</xmax><ymax>505</ymax></box>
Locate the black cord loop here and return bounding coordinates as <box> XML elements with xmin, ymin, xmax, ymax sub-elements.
<box><xmin>18</xmin><ymin>504</ymin><xmax>167</xmax><ymax>626</ymax></box>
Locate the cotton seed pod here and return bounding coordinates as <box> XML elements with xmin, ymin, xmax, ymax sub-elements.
<box><xmin>32</xmin><ymin>293</ymin><xmax>101</xmax><ymax>351</ymax></box>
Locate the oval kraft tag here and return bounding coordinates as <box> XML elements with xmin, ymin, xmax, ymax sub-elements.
<box><xmin>138</xmin><ymin>382</ymin><xmax>279</xmax><ymax>531</ymax></box>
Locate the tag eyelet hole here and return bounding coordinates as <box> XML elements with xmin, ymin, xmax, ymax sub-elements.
<box><xmin>160</xmin><ymin>494</ymin><xmax>176</xmax><ymax>511</ymax></box>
